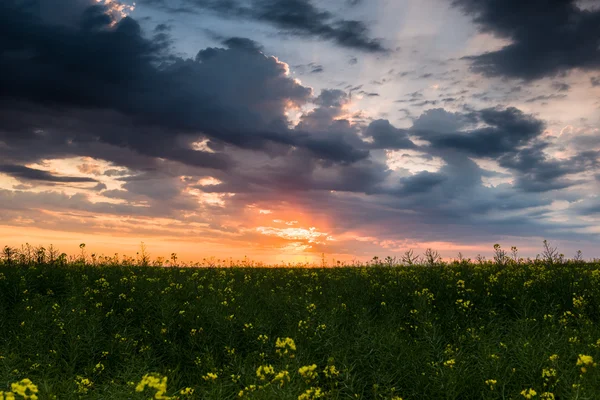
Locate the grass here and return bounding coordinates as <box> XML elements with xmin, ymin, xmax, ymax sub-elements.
<box><xmin>1</xmin><ymin>251</ymin><xmax>600</xmax><ymax>399</ymax></box>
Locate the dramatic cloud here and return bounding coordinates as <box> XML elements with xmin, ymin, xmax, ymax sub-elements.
<box><xmin>1</xmin><ymin>0</ymin><xmax>378</xmax><ymax>170</ymax></box>
<box><xmin>1</xmin><ymin>0</ymin><xmax>600</xmax><ymax>261</ymax></box>
<box><xmin>412</xmin><ymin>107</ymin><xmax>543</xmax><ymax>157</ymax></box>
<box><xmin>141</xmin><ymin>0</ymin><xmax>386</xmax><ymax>52</ymax></box>
<box><xmin>454</xmin><ymin>0</ymin><xmax>600</xmax><ymax>80</ymax></box>
<box><xmin>0</xmin><ymin>165</ymin><xmax>98</xmax><ymax>183</ymax></box>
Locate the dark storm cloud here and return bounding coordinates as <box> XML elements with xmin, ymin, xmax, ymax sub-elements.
<box><xmin>411</xmin><ymin>107</ymin><xmax>599</xmax><ymax>193</ymax></box>
<box><xmin>393</xmin><ymin>171</ymin><xmax>447</xmax><ymax>195</ymax></box>
<box><xmin>453</xmin><ymin>0</ymin><xmax>600</xmax><ymax>80</ymax></box>
<box><xmin>141</xmin><ymin>0</ymin><xmax>386</xmax><ymax>52</ymax></box>
<box><xmin>0</xmin><ymin>0</ymin><xmax>373</xmax><ymax>168</ymax></box>
<box><xmin>413</xmin><ymin>107</ymin><xmax>544</xmax><ymax>157</ymax></box>
<box><xmin>498</xmin><ymin>143</ymin><xmax>599</xmax><ymax>192</ymax></box>
<box><xmin>0</xmin><ymin>165</ymin><xmax>98</xmax><ymax>183</ymax></box>
<box><xmin>365</xmin><ymin>119</ymin><xmax>415</xmax><ymax>150</ymax></box>
<box><xmin>221</xmin><ymin>36</ymin><xmax>264</xmax><ymax>51</ymax></box>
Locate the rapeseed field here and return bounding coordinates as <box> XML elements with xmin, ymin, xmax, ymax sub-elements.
<box><xmin>1</xmin><ymin>246</ymin><xmax>600</xmax><ymax>399</ymax></box>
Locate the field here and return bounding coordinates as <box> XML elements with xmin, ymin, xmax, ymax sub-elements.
<box><xmin>2</xmin><ymin>256</ymin><xmax>600</xmax><ymax>399</ymax></box>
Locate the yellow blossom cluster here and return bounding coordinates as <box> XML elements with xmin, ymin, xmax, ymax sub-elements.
<box><xmin>74</xmin><ymin>376</ymin><xmax>93</xmax><ymax>394</ymax></box>
<box><xmin>135</xmin><ymin>373</ymin><xmax>172</xmax><ymax>399</ymax></box>
<box><xmin>275</xmin><ymin>337</ymin><xmax>296</xmax><ymax>358</ymax></box>
<box><xmin>0</xmin><ymin>379</ymin><xmax>39</xmax><ymax>400</ymax></box>
<box><xmin>520</xmin><ymin>388</ymin><xmax>537</xmax><ymax>399</ymax></box>
<box><xmin>298</xmin><ymin>387</ymin><xmax>323</xmax><ymax>400</ymax></box>
<box><xmin>256</xmin><ymin>365</ymin><xmax>275</xmax><ymax>381</ymax></box>
<box><xmin>298</xmin><ymin>364</ymin><xmax>318</xmax><ymax>382</ymax></box>
<box><xmin>576</xmin><ymin>354</ymin><xmax>595</xmax><ymax>373</ymax></box>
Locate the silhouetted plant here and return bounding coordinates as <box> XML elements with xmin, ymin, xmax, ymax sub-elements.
<box><xmin>2</xmin><ymin>246</ymin><xmax>15</xmax><ymax>266</ymax></box>
<box><xmin>476</xmin><ymin>254</ymin><xmax>486</xmax><ymax>265</ymax></box>
<box><xmin>402</xmin><ymin>249</ymin><xmax>419</xmax><ymax>265</ymax></box>
<box><xmin>384</xmin><ymin>256</ymin><xmax>397</xmax><ymax>267</ymax></box>
<box><xmin>574</xmin><ymin>250</ymin><xmax>584</xmax><ymax>264</ymax></box>
<box><xmin>138</xmin><ymin>242</ymin><xmax>150</xmax><ymax>267</ymax></box>
<box><xmin>493</xmin><ymin>244</ymin><xmax>509</xmax><ymax>266</ymax></box>
<box><xmin>541</xmin><ymin>240</ymin><xmax>560</xmax><ymax>265</ymax></box>
<box><xmin>511</xmin><ymin>246</ymin><xmax>519</xmax><ymax>264</ymax></box>
<box><xmin>423</xmin><ymin>248</ymin><xmax>441</xmax><ymax>266</ymax></box>
<box><xmin>79</xmin><ymin>243</ymin><xmax>87</xmax><ymax>264</ymax></box>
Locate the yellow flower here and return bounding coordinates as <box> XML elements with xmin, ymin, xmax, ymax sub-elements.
<box><xmin>577</xmin><ymin>354</ymin><xmax>594</xmax><ymax>366</ymax></box>
<box><xmin>275</xmin><ymin>337</ymin><xmax>296</xmax><ymax>357</ymax></box>
<box><xmin>520</xmin><ymin>388</ymin><xmax>537</xmax><ymax>399</ymax></box>
<box><xmin>485</xmin><ymin>379</ymin><xmax>497</xmax><ymax>390</ymax></box>
<box><xmin>256</xmin><ymin>365</ymin><xmax>275</xmax><ymax>381</ymax></box>
<box><xmin>576</xmin><ymin>354</ymin><xmax>595</xmax><ymax>373</ymax></box>
<box><xmin>298</xmin><ymin>387</ymin><xmax>323</xmax><ymax>400</ymax></box>
<box><xmin>202</xmin><ymin>372</ymin><xmax>218</xmax><ymax>382</ymax></box>
<box><xmin>323</xmin><ymin>365</ymin><xmax>340</xmax><ymax>378</ymax></box>
<box><xmin>257</xmin><ymin>334</ymin><xmax>269</xmax><ymax>343</ymax></box>
<box><xmin>548</xmin><ymin>354</ymin><xmax>559</xmax><ymax>362</ymax></box>
<box><xmin>298</xmin><ymin>364</ymin><xmax>319</xmax><ymax>382</ymax></box>
<box><xmin>0</xmin><ymin>391</ymin><xmax>16</xmax><ymax>400</ymax></box>
<box><xmin>541</xmin><ymin>368</ymin><xmax>557</xmax><ymax>380</ymax></box>
<box><xmin>180</xmin><ymin>387</ymin><xmax>194</xmax><ymax>396</ymax></box>
<box><xmin>272</xmin><ymin>370</ymin><xmax>290</xmax><ymax>386</ymax></box>
<box><xmin>10</xmin><ymin>378</ymin><xmax>39</xmax><ymax>400</ymax></box>
<box><xmin>443</xmin><ymin>359</ymin><xmax>456</xmax><ymax>368</ymax></box>
<box><xmin>136</xmin><ymin>373</ymin><xmax>172</xmax><ymax>399</ymax></box>
<box><xmin>540</xmin><ymin>393</ymin><xmax>555</xmax><ymax>400</ymax></box>
<box><xmin>74</xmin><ymin>376</ymin><xmax>93</xmax><ymax>394</ymax></box>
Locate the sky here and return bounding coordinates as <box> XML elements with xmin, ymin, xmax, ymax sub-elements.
<box><xmin>1</xmin><ymin>0</ymin><xmax>600</xmax><ymax>263</ymax></box>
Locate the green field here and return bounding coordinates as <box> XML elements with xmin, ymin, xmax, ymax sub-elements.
<box><xmin>2</xmin><ymin>256</ymin><xmax>600</xmax><ymax>399</ymax></box>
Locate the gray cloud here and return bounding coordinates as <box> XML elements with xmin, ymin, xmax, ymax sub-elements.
<box><xmin>141</xmin><ymin>0</ymin><xmax>386</xmax><ymax>52</ymax></box>
<box><xmin>454</xmin><ymin>0</ymin><xmax>600</xmax><ymax>80</ymax></box>
<box><xmin>0</xmin><ymin>164</ymin><xmax>98</xmax><ymax>183</ymax></box>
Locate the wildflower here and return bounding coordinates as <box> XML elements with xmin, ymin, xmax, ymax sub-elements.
<box><xmin>256</xmin><ymin>365</ymin><xmax>275</xmax><ymax>381</ymax></box>
<box><xmin>202</xmin><ymin>372</ymin><xmax>218</xmax><ymax>382</ymax></box>
<box><xmin>542</xmin><ymin>368</ymin><xmax>557</xmax><ymax>380</ymax></box>
<box><xmin>136</xmin><ymin>373</ymin><xmax>172</xmax><ymax>399</ymax></box>
<box><xmin>74</xmin><ymin>376</ymin><xmax>93</xmax><ymax>394</ymax></box>
<box><xmin>238</xmin><ymin>385</ymin><xmax>257</xmax><ymax>398</ymax></box>
<box><xmin>225</xmin><ymin>346</ymin><xmax>235</xmax><ymax>356</ymax></box>
<box><xmin>548</xmin><ymin>354</ymin><xmax>559</xmax><ymax>362</ymax></box>
<box><xmin>257</xmin><ymin>334</ymin><xmax>269</xmax><ymax>344</ymax></box>
<box><xmin>443</xmin><ymin>359</ymin><xmax>456</xmax><ymax>368</ymax></box>
<box><xmin>485</xmin><ymin>379</ymin><xmax>497</xmax><ymax>390</ymax></box>
<box><xmin>323</xmin><ymin>365</ymin><xmax>340</xmax><ymax>378</ymax></box>
<box><xmin>275</xmin><ymin>337</ymin><xmax>296</xmax><ymax>358</ymax></box>
<box><xmin>180</xmin><ymin>387</ymin><xmax>194</xmax><ymax>396</ymax></box>
<box><xmin>298</xmin><ymin>387</ymin><xmax>323</xmax><ymax>400</ymax></box>
<box><xmin>272</xmin><ymin>370</ymin><xmax>290</xmax><ymax>386</ymax></box>
<box><xmin>540</xmin><ymin>393</ymin><xmax>555</xmax><ymax>400</ymax></box>
<box><xmin>93</xmin><ymin>362</ymin><xmax>104</xmax><ymax>374</ymax></box>
<box><xmin>298</xmin><ymin>364</ymin><xmax>318</xmax><ymax>382</ymax></box>
<box><xmin>520</xmin><ymin>388</ymin><xmax>537</xmax><ymax>399</ymax></box>
<box><xmin>576</xmin><ymin>354</ymin><xmax>595</xmax><ymax>373</ymax></box>
<box><xmin>10</xmin><ymin>379</ymin><xmax>38</xmax><ymax>400</ymax></box>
